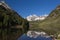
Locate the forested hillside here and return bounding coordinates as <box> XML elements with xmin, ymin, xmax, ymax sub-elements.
<box><xmin>0</xmin><ymin>3</ymin><xmax>29</xmax><ymax>40</ymax></box>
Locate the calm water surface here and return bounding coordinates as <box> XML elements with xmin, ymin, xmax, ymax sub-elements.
<box><xmin>18</xmin><ymin>34</ymin><xmax>52</xmax><ymax>40</ymax></box>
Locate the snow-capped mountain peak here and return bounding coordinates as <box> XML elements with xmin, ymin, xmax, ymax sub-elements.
<box><xmin>26</xmin><ymin>14</ymin><xmax>48</xmax><ymax>21</ymax></box>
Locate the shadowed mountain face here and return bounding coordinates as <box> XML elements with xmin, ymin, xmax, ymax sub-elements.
<box><xmin>0</xmin><ymin>1</ymin><xmax>29</xmax><ymax>40</ymax></box>
<box><xmin>29</xmin><ymin>5</ymin><xmax>60</xmax><ymax>35</ymax></box>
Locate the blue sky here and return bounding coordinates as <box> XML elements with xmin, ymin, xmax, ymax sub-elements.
<box><xmin>4</xmin><ymin>0</ymin><xmax>60</xmax><ymax>18</ymax></box>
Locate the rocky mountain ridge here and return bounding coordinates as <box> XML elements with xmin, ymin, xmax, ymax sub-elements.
<box><xmin>0</xmin><ymin>1</ymin><xmax>11</xmax><ymax>9</ymax></box>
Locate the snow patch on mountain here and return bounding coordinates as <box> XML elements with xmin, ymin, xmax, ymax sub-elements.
<box><xmin>26</xmin><ymin>14</ymin><xmax>48</xmax><ymax>21</ymax></box>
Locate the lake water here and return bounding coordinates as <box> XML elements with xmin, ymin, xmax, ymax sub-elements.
<box><xmin>18</xmin><ymin>34</ymin><xmax>52</xmax><ymax>40</ymax></box>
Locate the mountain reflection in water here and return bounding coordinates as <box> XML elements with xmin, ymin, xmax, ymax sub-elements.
<box><xmin>18</xmin><ymin>34</ymin><xmax>52</xmax><ymax>40</ymax></box>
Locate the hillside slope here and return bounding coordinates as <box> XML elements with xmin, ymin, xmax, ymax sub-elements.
<box><xmin>29</xmin><ymin>5</ymin><xmax>60</xmax><ymax>35</ymax></box>
<box><xmin>0</xmin><ymin>2</ymin><xmax>29</xmax><ymax>40</ymax></box>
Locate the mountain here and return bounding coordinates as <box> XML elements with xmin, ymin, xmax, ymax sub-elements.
<box><xmin>0</xmin><ymin>1</ymin><xmax>29</xmax><ymax>40</ymax></box>
<box><xmin>26</xmin><ymin>14</ymin><xmax>48</xmax><ymax>21</ymax></box>
<box><xmin>0</xmin><ymin>1</ymin><xmax>11</xmax><ymax>9</ymax></box>
<box><xmin>29</xmin><ymin>5</ymin><xmax>60</xmax><ymax>35</ymax></box>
